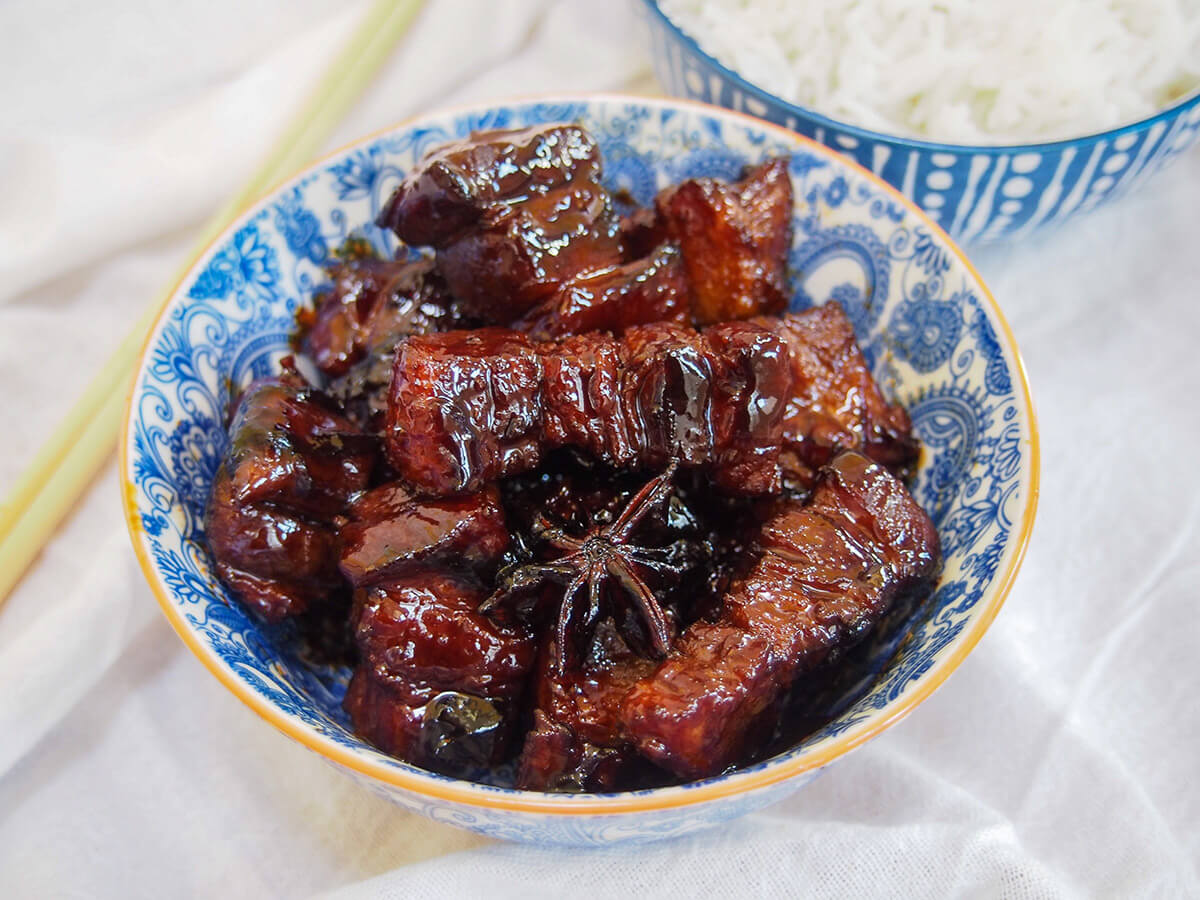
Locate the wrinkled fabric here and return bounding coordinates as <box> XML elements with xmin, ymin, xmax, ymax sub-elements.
<box><xmin>0</xmin><ymin>1</ymin><xmax>1197</xmax><ymax>897</ymax></box>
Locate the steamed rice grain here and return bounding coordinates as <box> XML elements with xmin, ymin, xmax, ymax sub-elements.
<box><xmin>658</xmin><ymin>0</ymin><xmax>1200</xmax><ymax>143</ymax></box>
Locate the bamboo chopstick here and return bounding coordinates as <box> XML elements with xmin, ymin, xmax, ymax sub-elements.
<box><xmin>0</xmin><ymin>0</ymin><xmax>426</xmax><ymax>606</ymax></box>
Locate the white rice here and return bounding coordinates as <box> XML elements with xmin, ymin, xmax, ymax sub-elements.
<box><xmin>658</xmin><ymin>0</ymin><xmax>1200</xmax><ymax>143</ymax></box>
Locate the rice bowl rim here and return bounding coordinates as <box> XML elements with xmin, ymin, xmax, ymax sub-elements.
<box><xmin>644</xmin><ymin>0</ymin><xmax>1200</xmax><ymax>152</ymax></box>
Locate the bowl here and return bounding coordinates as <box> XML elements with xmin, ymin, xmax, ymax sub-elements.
<box><xmin>640</xmin><ymin>0</ymin><xmax>1200</xmax><ymax>243</ymax></box>
<box><xmin>121</xmin><ymin>95</ymin><xmax>1039</xmax><ymax>846</ymax></box>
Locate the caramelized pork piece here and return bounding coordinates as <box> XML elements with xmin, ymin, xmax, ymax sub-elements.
<box><xmin>377</xmin><ymin>125</ymin><xmax>603</xmax><ymax>247</ymax></box>
<box><xmin>516</xmin><ymin>624</ymin><xmax>660</xmax><ymax>792</ymax></box>
<box><xmin>337</xmin><ymin>482</ymin><xmax>509</xmax><ymax>588</ymax></box>
<box><xmin>620</xmin><ymin>451</ymin><xmax>940</xmax><ymax>780</ymax></box>
<box><xmin>376</xmin><ymin>125</ymin><xmax>624</xmax><ymax>323</ymax></box>
<box><xmin>301</xmin><ymin>256</ymin><xmax>465</xmax><ymax>430</ymax></box>
<box><xmin>513</xmin><ymin>243</ymin><xmax>689</xmax><ymax>340</ymax></box>
<box><xmin>757</xmin><ymin>303</ymin><xmax>919</xmax><ymax>488</ymax></box>
<box><xmin>384</xmin><ymin>305</ymin><xmax>912</xmax><ymax>499</ymax></box>
<box><xmin>627</xmin><ymin>158</ymin><xmax>793</xmax><ymax>325</ymax></box>
<box><xmin>537</xmin><ymin>332</ymin><xmax>629</xmax><ymax>471</ymax></box>
<box><xmin>385</xmin><ymin>321</ymin><xmax>792</xmax><ymax>496</ymax></box>
<box><xmin>205</xmin><ymin>373</ymin><xmax>375</xmax><ymax>622</ymax></box>
<box><xmin>700</xmin><ymin>320</ymin><xmax>794</xmax><ymax>495</ymax></box>
<box><xmin>388</xmin><ymin>328</ymin><xmax>544</xmax><ymax>496</ymax></box>
<box><xmin>206</xmin><ymin>469</ymin><xmax>342</xmax><ymax>623</ymax></box>
<box><xmin>222</xmin><ymin>373</ymin><xmax>376</xmax><ymax>518</ymax></box>
<box><xmin>509</xmin><ymin>472</ymin><xmax>750</xmax><ymax>792</ymax></box>
<box><xmin>344</xmin><ymin>670</ymin><xmax>512</xmax><ymax>776</ymax></box>
<box><xmin>352</xmin><ymin>573</ymin><xmax>535</xmax><ymax>705</ymax></box>
<box><xmin>345</xmin><ymin>572</ymin><xmax>536</xmax><ymax>775</ymax></box>
<box><xmin>303</xmin><ymin>257</ymin><xmax>440</xmax><ymax>377</ymax></box>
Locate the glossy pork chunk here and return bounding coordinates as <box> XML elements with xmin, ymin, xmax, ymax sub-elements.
<box><xmin>385</xmin><ymin>321</ymin><xmax>792</xmax><ymax>497</ymax></box>
<box><xmin>336</xmin><ymin>479</ymin><xmax>535</xmax><ymax>775</ymax></box>
<box><xmin>516</xmin><ymin>625</ymin><xmax>660</xmax><ymax>792</ymax></box>
<box><xmin>384</xmin><ymin>303</ymin><xmax>915</xmax><ymax>499</ymax></box>
<box><xmin>621</xmin><ymin>451</ymin><xmax>940</xmax><ymax>779</ymax></box>
<box><xmin>205</xmin><ymin>372</ymin><xmax>375</xmax><ymax>623</ymax></box>
<box><xmin>513</xmin><ymin>243</ymin><xmax>690</xmax><ymax>340</ymax></box>
<box><xmin>337</xmin><ymin>482</ymin><xmax>509</xmax><ymax>588</ymax></box>
<box><xmin>760</xmin><ymin>302</ymin><xmax>920</xmax><ymax>488</ymax></box>
<box><xmin>302</xmin><ymin>256</ymin><xmax>465</xmax><ymax>430</ymax></box>
<box><xmin>374</xmin><ymin>125</ymin><xmax>793</xmax><ymax>335</ymax></box>
<box><xmin>376</xmin><ymin>124</ymin><xmax>624</xmax><ymax>323</ymax></box>
<box><xmin>344</xmin><ymin>572</ymin><xmax>536</xmax><ymax>775</ymax></box>
<box><xmin>624</xmin><ymin>158</ymin><xmax>793</xmax><ymax>325</ymax></box>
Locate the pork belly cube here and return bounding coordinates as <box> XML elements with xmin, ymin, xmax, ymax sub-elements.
<box><xmin>205</xmin><ymin>373</ymin><xmax>374</xmax><ymax>623</ymax></box>
<box><xmin>385</xmin><ymin>321</ymin><xmax>794</xmax><ymax>497</ymax></box>
<box><xmin>759</xmin><ymin>303</ymin><xmax>920</xmax><ymax>489</ymax></box>
<box><xmin>621</xmin><ymin>451</ymin><xmax>939</xmax><ymax>779</ymax></box>
<box><xmin>703</xmin><ymin>320</ymin><xmax>793</xmax><ymax>495</ymax></box>
<box><xmin>376</xmin><ymin>125</ymin><xmax>624</xmax><ymax>324</ymax></box>
<box><xmin>377</xmin><ymin>124</ymin><xmax>605</xmax><ymax>247</ymax></box>
<box><xmin>514</xmin><ymin>243</ymin><xmax>690</xmax><ymax>340</ymax></box>
<box><xmin>636</xmin><ymin>158</ymin><xmax>793</xmax><ymax>325</ymax></box>
<box><xmin>301</xmin><ymin>255</ymin><xmax>465</xmax><ymax>430</ymax></box>
<box><xmin>206</xmin><ymin>468</ymin><xmax>342</xmax><ymax>623</ymax></box>
<box><xmin>345</xmin><ymin>572</ymin><xmax>536</xmax><ymax>774</ymax></box>
<box><xmin>434</xmin><ymin>194</ymin><xmax>623</xmax><ymax>323</ymax></box>
<box><xmin>302</xmin><ymin>257</ymin><xmax>450</xmax><ymax>376</ymax></box>
<box><xmin>222</xmin><ymin>376</ymin><xmax>375</xmax><ymax>519</ymax></box>
<box><xmin>516</xmin><ymin>622</ymin><xmax>660</xmax><ymax>792</ymax></box>
<box><xmin>337</xmin><ymin>482</ymin><xmax>509</xmax><ymax>587</ymax></box>
<box><xmin>385</xmin><ymin>328</ymin><xmax>544</xmax><ymax>495</ymax></box>
<box><xmin>539</xmin><ymin>333</ymin><xmax>635</xmax><ymax>467</ymax></box>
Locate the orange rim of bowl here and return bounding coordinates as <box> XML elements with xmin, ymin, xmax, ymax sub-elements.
<box><xmin>120</xmin><ymin>93</ymin><xmax>1040</xmax><ymax>817</ymax></box>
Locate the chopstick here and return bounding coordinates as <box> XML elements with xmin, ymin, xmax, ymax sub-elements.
<box><xmin>0</xmin><ymin>0</ymin><xmax>426</xmax><ymax>607</ymax></box>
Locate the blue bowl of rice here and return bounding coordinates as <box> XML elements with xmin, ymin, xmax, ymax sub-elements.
<box><xmin>641</xmin><ymin>0</ymin><xmax>1200</xmax><ymax>243</ymax></box>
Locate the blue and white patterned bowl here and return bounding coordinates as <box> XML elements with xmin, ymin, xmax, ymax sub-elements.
<box><xmin>641</xmin><ymin>0</ymin><xmax>1200</xmax><ymax>243</ymax></box>
<box><xmin>121</xmin><ymin>96</ymin><xmax>1039</xmax><ymax>846</ymax></box>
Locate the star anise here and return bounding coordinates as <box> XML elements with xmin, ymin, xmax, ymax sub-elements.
<box><xmin>482</xmin><ymin>461</ymin><xmax>690</xmax><ymax>671</ymax></box>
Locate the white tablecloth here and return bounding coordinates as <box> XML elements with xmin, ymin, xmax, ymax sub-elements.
<box><xmin>1</xmin><ymin>2</ymin><xmax>1197</xmax><ymax>896</ymax></box>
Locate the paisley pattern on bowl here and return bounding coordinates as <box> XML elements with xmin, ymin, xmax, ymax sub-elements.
<box><xmin>121</xmin><ymin>96</ymin><xmax>1038</xmax><ymax>846</ymax></box>
<box><xmin>640</xmin><ymin>0</ymin><xmax>1200</xmax><ymax>243</ymax></box>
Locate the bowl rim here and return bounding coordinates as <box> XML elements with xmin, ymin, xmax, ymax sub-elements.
<box><xmin>642</xmin><ymin>0</ymin><xmax>1200</xmax><ymax>153</ymax></box>
<box><xmin>120</xmin><ymin>92</ymin><xmax>1041</xmax><ymax>817</ymax></box>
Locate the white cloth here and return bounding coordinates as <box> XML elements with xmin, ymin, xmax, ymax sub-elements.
<box><xmin>0</xmin><ymin>1</ymin><xmax>1197</xmax><ymax>896</ymax></box>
